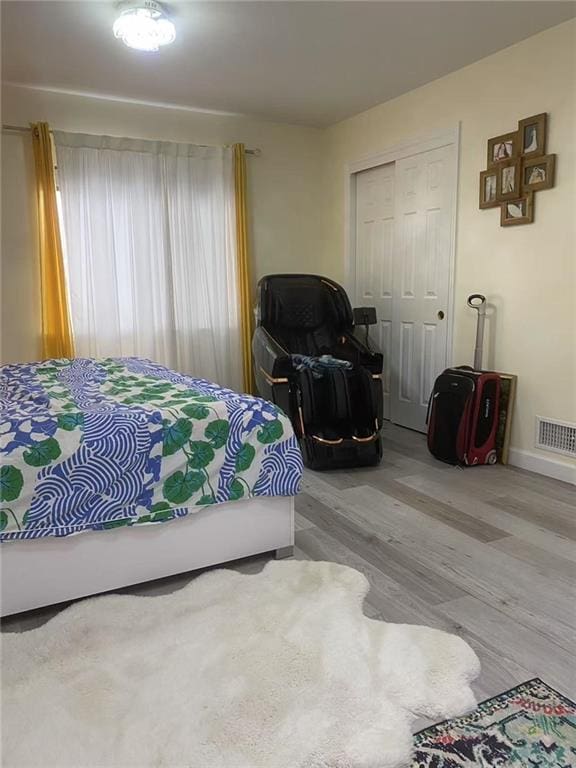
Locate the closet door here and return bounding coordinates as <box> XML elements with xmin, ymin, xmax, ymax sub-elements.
<box><xmin>392</xmin><ymin>144</ymin><xmax>455</xmax><ymax>432</ymax></box>
<box><xmin>355</xmin><ymin>163</ymin><xmax>395</xmax><ymax>420</ymax></box>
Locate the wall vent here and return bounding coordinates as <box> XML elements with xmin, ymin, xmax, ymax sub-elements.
<box><xmin>535</xmin><ymin>417</ymin><xmax>576</xmax><ymax>457</ymax></box>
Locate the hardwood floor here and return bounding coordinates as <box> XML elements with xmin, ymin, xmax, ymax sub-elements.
<box><xmin>295</xmin><ymin>424</ymin><xmax>576</xmax><ymax>706</ymax></box>
<box><xmin>3</xmin><ymin>423</ymin><xmax>575</xmax><ymax>710</ymax></box>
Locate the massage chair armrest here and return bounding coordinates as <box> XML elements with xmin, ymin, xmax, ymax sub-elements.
<box><xmin>347</xmin><ymin>329</ymin><xmax>384</xmax><ymax>374</ymax></box>
<box><xmin>252</xmin><ymin>327</ymin><xmax>292</xmax><ymax>379</ymax></box>
<box><xmin>253</xmin><ymin>327</ymin><xmax>293</xmax><ymax>415</ymax></box>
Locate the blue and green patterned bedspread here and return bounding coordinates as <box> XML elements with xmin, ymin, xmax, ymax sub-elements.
<box><xmin>0</xmin><ymin>358</ymin><xmax>302</xmax><ymax>542</ymax></box>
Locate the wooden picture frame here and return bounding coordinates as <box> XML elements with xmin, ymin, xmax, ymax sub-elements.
<box><xmin>479</xmin><ymin>168</ymin><xmax>500</xmax><ymax>208</ymax></box>
<box><xmin>518</xmin><ymin>113</ymin><xmax>547</xmax><ymax>158</ymax></box>
<box><xmin>480</xmin><ymin>112</ymin><xmax>553</xmax><ymax>221</ymax></box>
<box><xmin>522</xmin><ymin>154</ymin><xmax>556</xmax><ymax>192</ymax></box>
<box><xmin>498</xmin><ymin>158</ymin><xmax>521</xmax><ymax>201</ymax></box>
<box><xmin>487</xmin><ymin>130</ymin><xmax>519</xmax><ymax>167</ymax></box>
<box><xmin>500</xmin><ymin>192</ymin><xmax>534</xmax><ymax>226</ymax></box>
<box><xmin>494</xmin><ymin>373</ymin><xmax>517</xmax><ymax>464</ymax></box>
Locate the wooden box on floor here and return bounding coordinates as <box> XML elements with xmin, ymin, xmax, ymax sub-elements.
<box><xmin>496</xmin><ymin>373</ymin><xmax>517</xmax><ymax>464</ymax></box>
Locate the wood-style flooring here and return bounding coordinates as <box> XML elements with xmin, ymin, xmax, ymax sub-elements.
<box><xmin>3</xmin><ymin>423</ymin><xmax>575</xmax><ymax>711</ymax></box>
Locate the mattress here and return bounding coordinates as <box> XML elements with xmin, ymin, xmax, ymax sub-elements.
<box><xmin>0</xmin><ymin>358</ymin><xmax>303</xmax><ymax>541</ymax></box>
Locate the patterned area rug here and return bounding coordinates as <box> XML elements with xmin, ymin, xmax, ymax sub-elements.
<box><xmin>413</xmin><ymin>678</ymin><xmax>576</xmax><ymax>767</ymax></box>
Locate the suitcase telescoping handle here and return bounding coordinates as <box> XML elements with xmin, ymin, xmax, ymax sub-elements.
<box><xmin>467</xmin><ymin>294</ymin><xmax>486</xmax><ymax>371</ymax></box>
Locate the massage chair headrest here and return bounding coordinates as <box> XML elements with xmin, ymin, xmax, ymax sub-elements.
<box><xmin>257</xmin><ymin>275</ymin><xmax>353</xmax><ymax>333</ymax></box>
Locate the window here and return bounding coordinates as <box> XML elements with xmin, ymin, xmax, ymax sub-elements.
<box><xmin>55</xmin><ymin>132</ymin><xmax>241</xmax><ymax>390</ymax></box>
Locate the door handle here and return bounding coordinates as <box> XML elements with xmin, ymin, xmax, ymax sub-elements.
<box><xmin>437</xmin><ymin>310</ymin><xmax>445</xmax><ymax>320</ymax></box>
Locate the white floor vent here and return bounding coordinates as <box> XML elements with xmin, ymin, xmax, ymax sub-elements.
<box><xmin>536</xmin><ymin>417</ymin><xmax>576</xmax><ymax>457</ymax></box>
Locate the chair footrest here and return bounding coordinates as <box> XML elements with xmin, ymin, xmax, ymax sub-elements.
<box><xmin>300</xmin><ymin>434</ymin><xmax>383</xmax><ymax>470</ymax></box>
<box><xmin>310</xmin><ymin>431</ymin><xmax>380</xmax><ymax>446</ymax></box>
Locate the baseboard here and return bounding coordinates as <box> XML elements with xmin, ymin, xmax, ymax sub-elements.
<box><xmin>507</xmin><ymin>448</ymin><xmax>576</xmax><ymax>485</ymax></box>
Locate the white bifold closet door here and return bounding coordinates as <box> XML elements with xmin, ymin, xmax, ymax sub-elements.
<box><xmin>355</xmin><ymin>143</ymin><xmax>455</xmax><ymax>432</ymax></box>
<box><xmin>355</xmin><ymin>163</ymin><xmax>395</xmax><ymax>421</ymax></box>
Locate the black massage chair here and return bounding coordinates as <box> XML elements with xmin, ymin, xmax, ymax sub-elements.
<box><xmin>252</xmin><ymin>274</ymin><xmax>384</xmax><ymax>470</ymax></box>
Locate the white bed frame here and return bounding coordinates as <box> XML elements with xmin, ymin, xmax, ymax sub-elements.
<box><xmin>0</xmin><ymin>496</ymin><xmax>295</xmax><ymax>617</ymax></box>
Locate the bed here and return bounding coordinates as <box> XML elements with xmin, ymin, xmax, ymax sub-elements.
<box><xmin>0</xmin><ymin>357</ymin><xmax>302</xmax><ymax>615</ymax></box>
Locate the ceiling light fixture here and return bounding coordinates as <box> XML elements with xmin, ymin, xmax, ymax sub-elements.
<box><xmin>113</xmin><ymin>0</ymin><xmax>176</xmax><ymax>52</ymax></box>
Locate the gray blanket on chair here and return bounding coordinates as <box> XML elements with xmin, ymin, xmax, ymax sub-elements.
<box><xmin>290</xmin><ymin>354</ymin><xmax>353</xmax><ymax>379</ymax></box>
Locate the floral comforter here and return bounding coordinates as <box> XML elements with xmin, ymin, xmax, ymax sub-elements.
<box><xmin>0</xmin><ymin>358</ymin><xmax>302</xmax><ymax>541</ymax></box>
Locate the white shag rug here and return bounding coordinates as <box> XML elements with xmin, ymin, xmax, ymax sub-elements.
<box><xmin>2</xmin><ymin>560</ymin><xmax>480</xmax><ymax>768</ymax></box>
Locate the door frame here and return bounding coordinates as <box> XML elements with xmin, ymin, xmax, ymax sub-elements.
<box><xmin>344</xmin><ymin>124</ymin><xmax>460</xmax><ymax>372</ymax></box>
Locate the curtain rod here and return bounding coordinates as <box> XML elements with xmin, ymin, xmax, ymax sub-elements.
<box><xmin>1</xmin><ymin>124</ymin><xmax>261</xmax><ymax>155</ymax></box>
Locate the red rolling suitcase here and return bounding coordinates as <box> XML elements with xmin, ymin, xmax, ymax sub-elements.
<box><xmin>427</xmin><ymin>295</ymin><xmax>501</xmax><ymax>466</ymax></box>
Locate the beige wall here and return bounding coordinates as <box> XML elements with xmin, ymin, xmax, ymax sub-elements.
<box><xmin>321</xmin><ymin>20</ymin><xmax>576</xmax><ymax>470</ymax></box>
<box><xmin>1</xmin><ymin>83</ymin><xmax>325</xmax><ymax>362</ymax></box>
<box><xmin>1</xmin><ymin>131</ymin><xmax>41</xmax><ymax>362</ymax></box>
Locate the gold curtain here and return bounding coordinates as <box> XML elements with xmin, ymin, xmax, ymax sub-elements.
<box><xmin>31</xmin><ymin>122</ymin><xmax>74</xmax><ymax>359</ymax></box>
<box><xmin>233</xmin><ymin>143</ymin><xmax>254</xmax><ymax>393</ymax></box>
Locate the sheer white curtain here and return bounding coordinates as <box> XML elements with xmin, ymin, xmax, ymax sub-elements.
<box><xmin>54</xmin><ymin>131</ymin><xmax>241</xmax><ymax>391</ymax></box>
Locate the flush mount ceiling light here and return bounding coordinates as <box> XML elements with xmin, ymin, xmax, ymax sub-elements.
<box><xmin>113</xmin><ymin>0</ymin><xmax>176</xmax><ymax>52</ymax></box>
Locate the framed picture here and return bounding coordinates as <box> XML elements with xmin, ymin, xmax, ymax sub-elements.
<box><xmin>518</xmin><ymin>113</ymin><xmax>547</xmax><ymax>157</ymax></box>
<box><xmin>500</xmin><ymin>192</ymin><xmax>534</xmax><ymax>226</ymax></box>
<box><xmin>487</xmin><ymin>131</ymin><xmax>519</xmax><ymax>167</ymax></box>
<box><xmin>498</xmin><ymin>158</ymin><xmax>521</xmax><ymax>201</ymax></box>
<box><xmin>479</xmin><ymin>168</ymin><xmax>500</xmax><ymax>208</ymax></box>
<box><xmin>522</xmin><ymin>154</ymin><xmax>556</xmax><ymax>192</ymax></box>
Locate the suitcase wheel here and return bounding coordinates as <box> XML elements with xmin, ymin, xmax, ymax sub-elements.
<box><xmin>486</xmin><ymin>450</ymin><xmax>498</xmax><ymax>465</ymax></box>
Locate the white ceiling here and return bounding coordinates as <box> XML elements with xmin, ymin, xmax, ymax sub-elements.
<box><xmin>2</xmin><ymin>1</ymin><xmax>575</xmax><ymax>127</ymax></box>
